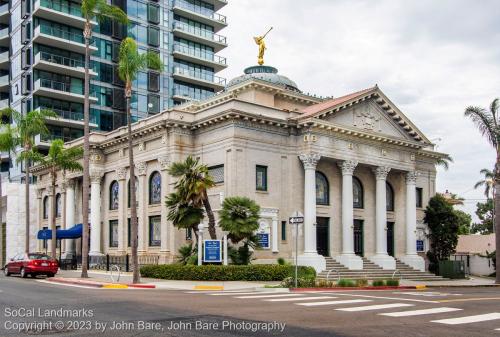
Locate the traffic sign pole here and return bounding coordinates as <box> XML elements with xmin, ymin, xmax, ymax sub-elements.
<box><xmin>289</xmin><ymin>211</ymin><xmax>304</xmax><ymax>289</ymax></box>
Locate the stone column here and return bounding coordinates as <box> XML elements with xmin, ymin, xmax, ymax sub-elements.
<box><xmin>36</xmin><ymin>188</ymin><xmax>43</xmax><ymax>252</ymax></box>
<box><xmin>159</xmin><ymin>156</ymin><xmax>170</xmax><ymax>260</ymax></box>
<box><xmin>89</xmin><ymin>169</ymin><xmax>104</xmax><ymax>256</ymax></box>
<box><xmin>271</xmin><ymin>216</ymin><xmax>279</xmax><ymax>253</ymax></box>
<box><xmin>297</xmin><ymin>153</ymin><xmax>325</xmax><ymax>273</ymax></box>
<box><xmin>136</xmin><ymin>161</ymin><xmax>147</xmax><ymax>253</ymax></box>
<box><xmin>336</xmin><ymin>160</ymin><xmax>363</xmax><ymax>270</ymax></box>
<box><xmin>400</xmin><ymin>171</ymin><xmax>425</xmax><ymax>271</ymax></box>
<box><xmin>65</xmin><ymin>179</ymin><xmax>75</xmax><ymax>256</ymax></box>
<box><xmin>47</xmin><ymin>186</ymin><xmax>55</xmax><ymax>256</ymax></box>
<box><xmin>369</xmin><ymin>166</ymin><xmax>395</xmax><ymax>269</ymax></box>
<box><xmin>60</xmin><ymin>180</ymin><xmax>67</xmax><ymax>255</ymax></box>
<box><xmin>116</xmin><ymin>168</ymin><xmax>127</xmax><ymax>253</ymax></box>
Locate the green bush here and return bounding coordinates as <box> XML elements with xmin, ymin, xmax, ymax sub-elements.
<box><xmin>337</xmin><ymin>279</ymin><xmax>356</xmax><ymax>287</ymax></box>
<box><xmin>277</xmin><ymin>257</ymin><xmax>287</xmax><ymax>265</ymax></box>
<box><xmin>356</xmin><ymin>278</ymin><xmax>368</xmax><ymax>287</ymax></box>
<box><xmin>280</xmin><ymin>277</ymin><xmax>316</xmax><ymax>288</ymax></box>
<box><xmin>140</xmin><ymin>264</ymin><xmax>316</xmax><ymax>281</ymax></box>
<box><xmin>372</xmin><ymin>280</ymin><xmax>386</xmax><ymax>287</ymax></box>
<box><xmin>385</xmin><ymin>279</ymin><xmax>400</xmax><ymax>287</ymax></box>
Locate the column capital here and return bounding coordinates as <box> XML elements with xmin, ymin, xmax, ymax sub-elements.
<box><xmin>373</xmin><ymin>166</ymin><xmax>391</xmax><ymax>180</ymax></box>
<box><xmin>158</xmin><ymin>155</ymin><xmax>170</xmax><ymax>171</ymax></box>
<box><xmin>65</xmin><ymin>178</ymin><xmax>75</xmax><ymax>190</ymax></box>
<box><xmin>299</xmin><ymin>153</ymin><xmax>321</xmax><ymax>170</ymax></box>
<box><xmin>406</xmin><ymin>171</ymin><xmax>419</xmax><ymax>184</ymax></box>
<box><xmin>90</xmin><ymin>168</ymin><xmax>104</xmax><ymax>183</ymax></box>
<box><xmin>47</xmin><ymin>185</ymin><xmax>55</xmax><ymax>195</ymax></box>
<box><xmin>36</xmin><ymin>187</ymin><xmax>43</xmax><ymax>199</ymax></box>
<box><xmin>116</xmin><ymin>167</ymin><xmax>127</xmax><ymax>180</ymax></box>
<box><xmin>338</xmin><ymin>160</ymin><xmax>358</xmax><ymax>176</ymax></box>
<box><xmin>136</xmin><ymin>161</ymin><xmax>147</xmax><ymax>176</ymax></box>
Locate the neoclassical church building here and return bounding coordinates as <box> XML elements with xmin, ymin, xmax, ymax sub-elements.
<box><xmin>32</xmin><ymin>64</ymin><xmax>447</xmax><ymax>273</ymax></box>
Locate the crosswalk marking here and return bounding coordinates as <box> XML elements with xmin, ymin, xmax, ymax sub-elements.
<box><xmin>331</xmin><ymin>293</ymin><xmax>438</xmax><ymax>304</ymax></box>
<box><xmin>297</xmin><ymin>299</ymin><xmax>372</xmax><ymax>307</ymax></box>
<box><xmin>265</xmin><ymin>296</ymin><xmax>337</xmax><ymax>302</ymax></box>
<box><xmin>431</xmin><ymin>313</ymin><xmax>500</xmax><ymax>325</ymax></box>
<box><xmin>336</xmin><ymin>303</ymin><xmax>414</xmax><ymax>312</ymax></box>
<box><xmin>235</xmin><ymin>294</ymin><xmax>304</xmax><ymax>299</ymax></box>
<box><xmin>381</xmin><ymin>307</ymin><xmax>463</xmax><ymax>317</ymax></box>
<box><xmin>208</xmin><ymin>292</ymin><xmax>262</xmax><ymax>296</ymax></box>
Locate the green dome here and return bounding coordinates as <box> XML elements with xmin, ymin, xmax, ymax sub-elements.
<box><xmin>227</xmin><ymin>65</ymin><xmax>301</xmax><ymax>93</ymax></box>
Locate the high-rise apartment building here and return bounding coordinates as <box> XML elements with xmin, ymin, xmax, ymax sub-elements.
<box><xmin>4</xmin><ymin>0</ymin><xmax>227</xmax><ymax>179</ymax></box>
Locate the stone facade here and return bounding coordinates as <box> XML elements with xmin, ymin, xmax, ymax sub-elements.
<box><xmin>31</xmin><ymin>69</ymin><xmax>446</xmax><ymax>272</ymax></box>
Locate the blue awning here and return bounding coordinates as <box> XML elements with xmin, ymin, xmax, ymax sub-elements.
<box><xmin>37</xmin><ymin>224</ymin><xmax>83</xmax><ymax>240</ymax></box>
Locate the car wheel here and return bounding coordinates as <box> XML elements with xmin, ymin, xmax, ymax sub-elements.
<box><xmin>20</xmin><ymin>268</ymin><xmax>27</xmax><ymax>278</ymax></box>
<box><xmin>31</xmin><ymin>273</ymin><xmax>37</xmax><ymax>279</ymax></box>
<box><xmin>3</xmin><ymin>266</ymin><xmax>10</xmax><ymax>276</ymax></box>
<box><xmin>47</xmin><ymin>273</ymin><xmax>54</xmax><ymax>278</ymax></box>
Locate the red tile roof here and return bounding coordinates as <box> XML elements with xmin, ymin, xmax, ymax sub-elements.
<box><xmin>296</xmin><ymin>86</ymin><xmax>377</xmax><ymax>119</ymax></box>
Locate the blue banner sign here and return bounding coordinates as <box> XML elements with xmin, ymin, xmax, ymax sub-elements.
<box><xmin>257</xmin><ymin>233</ymin><xmax>270</xmax><ymax>249</ymax></box>
<box><xmin>416</xmin><ymin>240</ymin><xmax>424</xmax><ymax>252</ymax></box>
<box><xmin>204</xmin><ymin>240</ymin><xmax>222</xmax><ymax>262</ymax></box>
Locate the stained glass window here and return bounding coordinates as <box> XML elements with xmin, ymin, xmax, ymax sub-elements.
<box><xmin>353</xmin><ymin>177</ymin><xmax>364</xmax><ymax>209</ymax></box>
<box><xmin>109</xmin><ymin>180</ymin><xmax>119</xmax><ymax>210</ymax></box>
<box><xmin>43</xmin><ymin>196</ymin><xmax>49</xmax><ymax>219</ymax></box>
<box><xmin>386</xmin><ymin>182</ymin><xmax>394</xmax><ymax>211</ymax></box>
<box><xmin>109</xmin><ymin>220</ymin><xmax>118</xmax><ymax>247</ymax></box>
<box><xmin>256</xmin><ymin>165</ymin><xmax>267</xmax><ymax>191</ymax></box>
<box><xmin>149</xmin><ymin>216</ymin><xmax>161</xmax><ymax>246</ymax></box>
<box><xmin>149</xmin><ymin>171</ymin><xmax>161</xmax><ymax>204</ymax></box>
<box><xmin>316</xmin><ymin>172</ymin><xmax>329</xmax><ymax>205</ymax></box>
<box><xmin>56</xmin><ymin>193</ymin><xmax>61</xmax><ymax>217</ymax></box>
<box><xmin>208</xmin><ymin>165</ymin><xmax>224</xmax><ymax>184</ymax></box>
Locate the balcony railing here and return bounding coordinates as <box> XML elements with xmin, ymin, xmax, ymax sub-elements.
<box><xmin>0</xmin><ymin>98</ymin><xmax>7</xmax><ymax>108</ymax></box>
<box><xmin>173</xmin><ymin>21</ymin><xmax>226</xmax><ymax>44</ymax></box>
<box><xmin>0</xmin><ymin>3</ymin><xmax>8</xmax><ymax>14</ymax></box>
<box><xmin>173</xmin><ymin>66</ymin><xmax>226</xmax><ymax>86</ymax></box>
<box><xmin>39</xmin><ymin>107</ymin><xmax>97</xmax><ymax>124</ymax></box>
<box><xmin>38</xmin><ymin>51</ymin><xmax>85</xmax><ymax>69</ymax></box>
<box><xmin>173</xmin><ymin>44</ymin><xmax>226</xmax><ymax>65</ymax></box>
<box><xmin>39</xmin><ymin>0</ymin><xmax>82</xmax><ymax>17</ymax></box>
<box><xmin>0</xmin><ymin>74</ymin><xmax>8</xmax><ymax>86</ymax></box>
<box><xmin>173</xmin><ymin>87</ymin><xmax>213</xmax><ymax>101</ymax></box>
<box><xmin>37</xmin><ymin>78</ymin><xmax>83</xmax><ymax>95</ymax></box>
<box><xmin>173</xmin><ymin>0</ymin><xmax>227</xmax><ymax>24</ymax></box>
<box><xmin>0</xmin><ymin>51</ymin><xmax>8</xmax><ymax>62</ymax></box>
<box><xmin>40</xmin><ymin>133</ymin><xmax>75</xmax><ymax>143</ymax></box>
<box><xmin>0</xmin><ymin>27</ymin><xmax>8</xmax><ymax>38</ymax></box>
<box><xmin>38</xmin><ymin>24</ymin><xmax>91</xmax><ymax>46</ymax></box>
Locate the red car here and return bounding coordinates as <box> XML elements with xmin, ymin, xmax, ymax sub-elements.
<box><xmin>4</xmin><ymin>253</ymin><xmax>58</xmax><ymax>278</ymax></box>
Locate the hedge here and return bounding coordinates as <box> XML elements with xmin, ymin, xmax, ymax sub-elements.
<box><xmin>140</xmin><ymin>264</ymin><xmax>316</xmax><ymax>281</ymax></box>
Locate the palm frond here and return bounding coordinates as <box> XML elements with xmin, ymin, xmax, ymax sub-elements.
<box><xmin>490</xmin><ymin>98</ymin><xmax>499</xmax><ymax>126</ymax></box>
<box><xmin>464</xmin><ymin>105</ymin><xmax>497</xmax><ymax>147</ymax></box>
<box><xmin>96</xmin><ymin>0</ymin><xmax>128</xmax><ymax>24</ymax></box>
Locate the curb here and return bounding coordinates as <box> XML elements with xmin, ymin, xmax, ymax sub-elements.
<box><xmin>422</xmin><ymin>284</ymin><xmax>500</xmax><ymax>288</ymax></box>
<box><xmin>193</xmin><ymin>285</ymin><xmax>224</xmax><ymax>291</ymax></box>
<box><xmin>290</xmin><ymin>285</ymin><xmax>424</xmax><ymax>292</ymax></box>
<box><xmin>46</xmin><ymin>278</ymin><xmax>156</xmax><ymax>289</ymax></box>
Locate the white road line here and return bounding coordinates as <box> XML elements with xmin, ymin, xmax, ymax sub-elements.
<box><xmin>381</xmin><ymin>307</ymin><xmax>463</xmax><ymax>317</ymax></box>
<box><xmin>336</xmin><ymin>303</ymin><xmax>414</xmax><ymax>312</ymax></box>
<box><xmin>186</xmin><ymin>290</ymin><xmax>256</xmax><ymax>294</ymax></box>
<box><xmin>208</xmin><ymin>292</ymin><xmax>260</xmax><ymax>296</ymax></box>
<box><xmin>431</xmin><ymin>313</ymin><xmax>500</xmax><ymax>325</ymax></box>
<box><xmin>331</xmin><ymin>293</ymin><xmax>438</xmax><ymax>304</ymax></box>
<box><xmin>36</xmin><ymin>280</ymin><xmax>101</xmax><ymax>290</ymax></box>
<box><xmin>265</xmin><ymin>296</ymin><xmax>337</xmax><ymax>302</ymax></box>
<box><xmin>297</xmin><ymin>299</ymin><xmax>372</xmax><ymax>307</ymax></box>
<box><xmin>235</xmin><ymin>294</ymin><xmax>304</xmax><ymax>299</ymax></box>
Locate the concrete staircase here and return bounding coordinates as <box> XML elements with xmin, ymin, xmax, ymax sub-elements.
<box><xmin>317</xmin><ymin>257</ymin><xmax>445</xmax><ymax>281</ymax></box>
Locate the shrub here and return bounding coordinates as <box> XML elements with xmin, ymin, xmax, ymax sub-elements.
<box><xmin>177</xmin><ymin>243</ymin><xmax>197</xmax><ymax>265</ymax></box>
<box><xmin>280</xmin><ymin>277</ymin><xmax>316</xmax><ymax>288</ymax></box>
<box><xmin>385</xmin><ymin>279</ymin><xmax>400</xmax><ymax>287</ymax></box>
<box><xmin>315</xmin><ymin>279</ymin><xmax>335</xmax><ymax>288</ymax></box>
<box><xmin>140</xmin><ymin>264</ymin><xmax>316</xmax><ymax>281</ymax></box>
<box><xmin>277</xmin><ymin>257</ymin><xmax>287</xmax><ymax>265</ymax></box>
<box><xmin>356</xmin><ymin>278</ymin><xmax>368</xmax><ymax>287</ymax></box>
<box><xmin>372</xmin><ymin>280</ymin><xmax>386</xmax><ymax>287</ymax></box>
<box><xmin>228</xmin><ymin>244</ymin><xmax>254</xmax><ymax>265</ymax></box>
<box><xmin>337</xmin><ymin>279</ymin><xmax>356</xmax><ymax>287</ymax></box>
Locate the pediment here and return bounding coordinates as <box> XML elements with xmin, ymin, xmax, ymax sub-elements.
<box><xmin>322</xmin><ymin>99</ymin><xmax>413</xmax><ymax>140</ymax></box>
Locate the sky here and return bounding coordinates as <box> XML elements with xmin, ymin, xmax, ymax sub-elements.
<box><xmin>217</xmin><ymin>0</ymin><xmax>500</xmax><ymax>221</ymax></box>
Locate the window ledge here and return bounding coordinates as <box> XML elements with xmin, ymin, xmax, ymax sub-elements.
<box><xmin>256</xmin><ymin>190</ymin><xmax>268</xmax><ymax>194</ymax></box>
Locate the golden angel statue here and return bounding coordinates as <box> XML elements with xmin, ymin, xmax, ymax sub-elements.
<box><xmin>254</xmin><ymin>27</ymin><xmax>273</xmax><ymax>65</ymax></box>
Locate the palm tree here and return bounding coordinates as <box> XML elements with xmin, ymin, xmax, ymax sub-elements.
<box><xmin>465</xmin><ymin>97</ymin><xmax>500</xmax><ymax>283</ymax></box>
<box><xmin>0</xmin><ymin>108</ymin><xmax>57</xmax><ymax>254</ymax></box>
<box><xmin>474</xmin><ymin>168</ymin><xmax>495</xmax><ymax>199</ymax></box>
<box><xmin>218</xmin><ymin>196</ymin><xmax>260</xmax><ymax>244</ymax></box>
<box><xmin>80</xmin><ymin>0</ymin><xmax>127</xmax><ymax>278</ymax></box>
<box><xmin>436</xmin><ymin>153</ymin><xmax>454</xmax><ymax>170</ymax></box>
<box><xmin>118</xmin><ymin>37</ymin><xmax>162</xmax><ymax>284</ymax></box>
<box><xmin>167</xmin><ymin>156</ymin><xmax>217</xmax><ymax>240</ymax></box>
<box><xmin>33</xmin><ymin>140</ymin><xmax>82</xmax><ymax>259</ymax></box>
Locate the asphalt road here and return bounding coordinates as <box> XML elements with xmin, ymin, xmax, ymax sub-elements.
<box><xmin>0</xmin><ymin>274</ymin><xmax>499</xmax><ymax>337</ymax></box>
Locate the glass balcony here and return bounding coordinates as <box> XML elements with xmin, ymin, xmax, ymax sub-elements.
<box><xmin>0</xmin><ymin>98</ymin><xmax>7</xmax><ymax>108</ymax></box>
<box><xmin>0</xmin><ymin>74</ymin><xmax>8</xmax><ymax>89</ymax></box>
<box><xmin>172</xmin><ymin>0</ymin><xmax>227</xmax><ymax>31</ymax></box>
<box><xmin>34</xmin><ymin>52</ymin><xmax>97</xmax><ymax>79</ymax></box>
<box><xmin>38</xmin><ymin>78</ymin><xmax>81</xmax><ymax>94</ymax></box>
<box><xmin>0</xmin><ymin>50</ymin><xmax>8</xmax><ymax>63</ymax></box>
<box><xmin>39</xmin><ymin>25</ymin><xmax>84</xmax><ymax>44</ymax></box>
<box><xmin>34</xmin><ymin>0</ymin><xmax>93</xmax><ymax>28</ymax></box>
<box><xmin>34</xmin><ymin>78</ymin><xmax>97</xmax><ymax>104</ymax></box>
<box><xmin>173</xmin><ymin>86</ymin><xmax>213</xmax><ymax>101</ymax></box>
<box><xmin>173</xmin><ymin>21</ymin><xmax>227</xmax><ymax>51</ymax></box>
<box><xmin>0</xmin><ymin>27</ymin><xmax>8</xmax><ymax>38</ymax></box>
<box><xmin>0</xmin><ymin>3</ymin><xmax>8</xmax><ymax>17</ymax></box>
<box><xmin>34</xmin><ymin>25</ymin><xmax>96</xmax><ymax>53</ymax></box>
<box><xmin>173</xmin><ymin>66</ymin><xmax>226</xmax><ymax>90</ymax></box>
<box><xmin>39</xmin><ymin>107</ymin><xmax>97</xmax><ymax>125</ymax></box>
<box><xmin>172</xmin><ymin>44</ymin><xmax>227</xmax><ymax>70</ymax></box>
<box><xmin>39</xmin><ymin>0</ymin><xmax>82</xmax><ymax>17</ymax></box>
<box><xmin>39</xmin><ymin>51</ymin><xmax>84</xmax><ymax>68</ymax></box>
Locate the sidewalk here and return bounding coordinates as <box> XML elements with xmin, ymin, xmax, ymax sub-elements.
<box><xmin>400</xmin><ymin>276</ymin><xmax>498</xmax><ymax>288</ymax></box>
<box><xmin>51</xmin><ymin>270</ymin><xmax>280</xmax><ymax>290</ymax></box>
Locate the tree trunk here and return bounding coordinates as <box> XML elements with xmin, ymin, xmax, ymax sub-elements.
<box><xmin>126</xmin><ymin>89</ymin><xmax>140</xmax><ymax>284</ymax></box>
<box><xmin>81</xmin><ymin>21</ymin><xmax>92</xmax><ymax>278</ymax></box>
<box><xmin>50</xmin><ymin>171</ymin><xmax>57</xmax><ymax>260</ymax></box>
<box><xmin>495</xmin><ymin>155</ymin><xmax>500</xmax><ymax>284</ymax></box>
<box><xmin>25</xmin><ymin>156</ymin><xmax>30</xmax><ymax>254</ymax></box>
<box><xmin>202</xmin><ymin>190</ymin><xmax>216</xmax><ymax>240</ymax></box>
<box><xmin>0</xmin><ymin>170</ymin><xmax>3</xmax><ymax>267</ymax></box>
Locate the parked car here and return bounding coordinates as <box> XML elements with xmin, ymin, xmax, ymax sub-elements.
<box><xmin>4</xmin><ymin>253</ymin><xmax>58</xmax><ymax>278</ymax></box>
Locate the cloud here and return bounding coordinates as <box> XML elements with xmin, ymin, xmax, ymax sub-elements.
<box><xmin>219</xmin><ymin>0</ymin><xmax>500</xmax><ymax>220</ymax></box>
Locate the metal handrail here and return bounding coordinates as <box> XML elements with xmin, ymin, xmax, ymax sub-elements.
<box><xmin>392</xmin><ymin>269</ymin><xmax>402</xmax><ymax>281</ymax></box>
<box><xmin>326</xmin><ymin>268</ymin><xmax>341</xmax><ymax>282</ymax></box>
<box><xmin>109</xmin><ymin>264</ymin><xmax>121</xmax><ymax>283</ymax></box>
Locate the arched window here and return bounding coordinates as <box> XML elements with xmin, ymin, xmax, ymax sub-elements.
<box><xmin>353</xmin><ymin>177</ymin><xmax>364</xmax><ymax>209</ymax></box>
<box><xmin>109</xmin><ymin>181</ymin><xmax>119</xmax><ymax>210</ymax></box>
<box><xmin>43</xmin><ymin>196</ymin><xmax>49</xmax><ymax>219</ymax></box>
<box><xmin>149</xmin><ymin>171</ymin><xmax>161</xmax><ymax>204</ymax></box>
<box><xmin>128</xmin><ymin>177</ymin><xmax>138</xmax><ymax>208</ymax></box>
<box><xmin>316</xmin><ymin>171</ymin><xmax>329</xmax><ymax>205</ymax></box>
<box><xmin>55</xmin><ymin>193</ymin><xmax>61</xmax><ymax>218</ymax></box>
<box><xmin>386</xmin><ymin>182</ymin><xmax>394</xmax><ymax>211</ymax></box>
